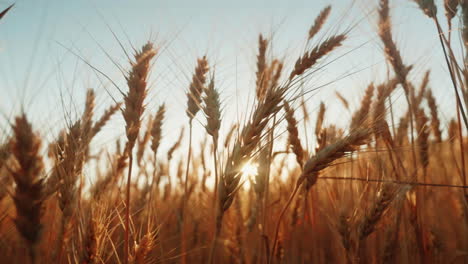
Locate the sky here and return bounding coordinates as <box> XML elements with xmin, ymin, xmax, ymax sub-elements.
<box><xmin>0</xmin><ymin>0</ymin><xmax>462</xmax><ymax>156</ymax></box>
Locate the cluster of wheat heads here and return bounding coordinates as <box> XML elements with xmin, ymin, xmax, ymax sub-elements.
<box><xmin>1</xmin><ymin>1</ymin><xmax>468</xmax><ymax>263</ymax></box>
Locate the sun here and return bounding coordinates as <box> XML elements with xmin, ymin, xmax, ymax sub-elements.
<box><xmin>241</xmin><ymin>162</ymin><xmax>258</xmax><ymax>179</ymax></box>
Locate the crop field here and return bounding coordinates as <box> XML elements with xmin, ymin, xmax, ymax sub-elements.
<box><xmin>0</xmin><ymin>0</ymin><xmax>468</xmax><ymax>263</ymax></box>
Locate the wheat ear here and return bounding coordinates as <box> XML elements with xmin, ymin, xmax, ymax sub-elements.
<box><xmin>10</xmin><ymin>114</ymin><xmax>45</xmax><ymax>264</ymax></box>
<box><xmin>425</xmin><ymin>90</ymin><xmax>442</xmax><ymax>143</ymax></box>
<box><xmin>256</xmin><ymin>35</ymin><xmax>269</xmax><ymax>100</ymax></box>
<box><xmin>202</xmin><ymin>75</ymin><xmax>222</xmax><ymax>211</ymax></box>
<box><xmin>289</xmin><ymin>34</ymin><xmax>345</xmax><ymax>80</ymax></box>
<box><xmin>308</xmin><ymin>5</ymin><xmax>331</xmax><ymax>41</ymax></box>
<box><xmin>284</xmin><ymin>101</ymin><xmax>305</xmax><ymax>167</ymax></box>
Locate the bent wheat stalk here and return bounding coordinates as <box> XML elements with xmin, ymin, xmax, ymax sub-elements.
<box><xmin>271</xmin><ymin>128</ymin><xmax>371</xmax><ymax>259</ymax></box>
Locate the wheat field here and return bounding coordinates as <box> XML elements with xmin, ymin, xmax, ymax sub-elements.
<box><xmin>1</xmin><ymin>0</ymin><xmax>468</xmax><ymax>263</ymax></box>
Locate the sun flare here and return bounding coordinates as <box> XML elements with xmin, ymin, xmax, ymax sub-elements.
<box><xmin>241</xmin><ymin>162</ymin><xmax>258</xmax><ymax>179</ymax></box>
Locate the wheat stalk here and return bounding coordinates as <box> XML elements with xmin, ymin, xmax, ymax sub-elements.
<box><xmin>136</xmin><ymin>116</ymin><xmax>153</xmax><ymax>166</ymax></box>
<box><xmin>308</xmin><ymin>5</ymin><xmax>331</xmax><ymax>41</ymax></box>
<box><xmin>151</xmin><ymin>104</ymin><xmax>165</xmax><ymax>159</ymax></box>
<box><xmin>415</xmin><ymin>108</ymin><xmax>430</xmax><ymax>170</ymax></box>
<box><xmin>284</xmin><ymin>101</ymin><xmax>305</xmax><ymax>167</ymax></box>
<box><xmin>91</xmin><ymin>102</ymin><xmax>122</xmax><ymax>138</ymax></box>
<box><xmin>202</xmin><ymin>75</ymin><xmax>222</xmax><ymax>213</ymax></box>
<box><xmin>256</xmin><ymin>35</ymin><xmax>269</xmax><ymax>101</ymax></box>
<box><xmin>289</xmin><ymin>34</ymin><xmax>345</xmax><ymax>80</ymax></box>
<box><xmin>358</xmin><ymin>184</ymin><xmax>396</xmax><ymax>241</ymax></box>
<box><xmin>9</xmin><ymin>114</ymin><xmax>45</xmax><ymax>264</ymax></box>
<box><xmin>210</xmin><ymin>84</ymin><xmax>287</xmax><ymax>263</ymax></box>
<box><xmin>122</xmin><ymin>42</ymin><xmax>156</xmax><ymax>264</ymax></box>
<box><xmin>130</xmin><ymin>231</ymin><xmax>156</xmax><ymax>264</ymax></box>
<box><xmin>272</xmin><ymin>128</ymin><xmax>372</xmax><ymax>257</ymax></box>
<box><xmin>182</xmin><ymin>56</ymin><xmax>209</xmax><ymax>264</ymax></box>
<box><xmin>444</xmin><ymin>0</ymin><xmax>458</xmax><ymax>34</ymax></box>
<box><xmin>167</xmin><ymin>127</ymin><xmax>184</xmax><ymax>162</ymax></box>
<box><xmin>186</xmin><ymin>56</ymin><xmax>209</xmax><ymax>120</ymax></box>
<box><xmin>425</xmin><ymin>89</ymin><xmax>442</xmax><ymax>143</ymax></box>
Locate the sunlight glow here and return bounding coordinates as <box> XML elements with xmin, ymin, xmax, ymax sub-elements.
<box><xmin>241</xmin><ymin>162</ymin><xmax>258</xmax><ymax>180</ymax></box>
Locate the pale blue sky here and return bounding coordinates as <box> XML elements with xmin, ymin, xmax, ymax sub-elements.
<box><xmin>0</xmin><ymin>0</ymin><xmax>460</xmax><ymax>153</ymax></box>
